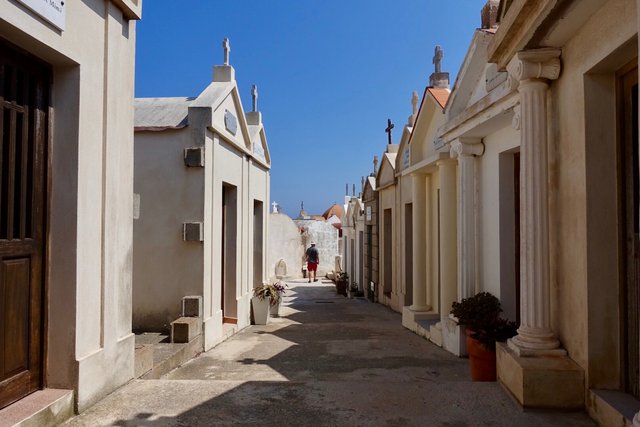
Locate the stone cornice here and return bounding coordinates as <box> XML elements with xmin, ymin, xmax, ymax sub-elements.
<box><xmin>487</xmin><ymin>0</ymin><xmax>557</xmax><ymax>69</ymax></box>
<box><xmin>506</xmin><ymin>48</ymin><xmax>561</xmax><ymax>82</ymax></box>
<box><xmin>111</xmin><ymin>0</ymin><xmax>142</xmax><ymax>20</ymax></box>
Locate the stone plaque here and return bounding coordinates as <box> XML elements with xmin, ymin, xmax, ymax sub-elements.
<box><xmin>366</xmin><ymin>206</ymin><xmax>372</xmax><ymax>221</ymax></box>
<box><xmin>252</xmin><ymin>138</ymin><xmax>265</xmax><ymax>162</ymax></box>
<box><xmin>17</xmin><ymin>0</ymin><xmax>65</xmax><ymax>30</ymax></box>
<box><xmin>224</xmin><ymin>110</ymin><xmax>238</xmax><ymax>136</ymax></box>
<box><xmin>402</xmin><ymin>146</ymin><xmax>410</xmax><ymax>169</ymax></box>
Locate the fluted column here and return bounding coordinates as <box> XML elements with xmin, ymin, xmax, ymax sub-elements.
<box><xmin>410</xmin><ymin>173</ymin><xmax>430</xmax><ymax>311</ymax></box>
<box><xmin>450</xmin><ymin>138</ymin><xmax>483</xmax><ymax>301</ymax></box>
<box><xmin>507</xmin><ymin>48</ymin><xmax>565</xmax><ymax>355</ymax></box>
<box><xmin>438</xmin><ymin>159</ymin><xmax>457</xmax><ymax>318</ymax></box>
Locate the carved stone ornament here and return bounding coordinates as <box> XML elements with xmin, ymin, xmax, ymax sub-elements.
<box><xmin>450</xmin><ymin>138</ymin><xmax>484</xmax><ymax>158</ymax></box>
<box><xmin>507</xmin><ymin>48</ymin><xmax>561</xmax><ymax>82</ymax></box>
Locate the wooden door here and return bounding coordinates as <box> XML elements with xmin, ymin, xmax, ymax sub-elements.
<box><xmin>619</xmin><ymin>63</ymin><xmax>639</xmax><ymax>398</ymax></box>
<box><xmin>0</xmin><ymin>40</ymin><xmax>49</xmax><ymax>409</ymax></box>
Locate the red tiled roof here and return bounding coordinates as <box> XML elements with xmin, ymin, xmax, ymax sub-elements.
<box><xmin>427</xmin><ymin>87</ymin><xmax>450</xmax><ymax>109</ymax></box>
<box><xmin>322</xmin><ymin>203</ymin><xmax>344</xmax><ymax>220</ymax></box>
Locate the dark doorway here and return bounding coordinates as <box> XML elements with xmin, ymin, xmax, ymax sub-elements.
<box><xmin>404</xmin><ymin>203</ymin><xmax>413</xmax><ymax>306</ymax></box>
<box><xmin>253</xmin><ymin>200</ymin><xmax>264</xmax><ymax>289</ymax></box>
<box><xmin>0</xmin><ymin>40</ymin><xmax>49</xmax><ymax>409</ymax></box>
<box><xmin>222</xmin><ymin>183</ymin><xmax>238</xmax><ymax>324</ymax></box>
<box><xmin>618</xmin><ymin>63</ymin><xmax>639</xmax><ymax>398</ymax></box>
<box><xmin>383</xmin><ymin>208</ymin><xmax>392</xmax><ymax>296</ymax></box>
<box><xmin>358</xmin><ymin>230</ymin><xmax>364</xmax><ymax>292</ymax></box>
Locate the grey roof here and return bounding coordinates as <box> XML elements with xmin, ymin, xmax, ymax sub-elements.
<box><xmin>134</xmin><ymin>97</ymin><xmax>195</xmax><ymax>130</ymax></box>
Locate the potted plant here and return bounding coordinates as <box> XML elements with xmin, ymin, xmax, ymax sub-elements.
<box><xmin>335</xmin><ymin>272</ymin><xmax>348</xmax><ymax>296</ymax></box>
<box><xmin>251</xmin><ymin>280</ymin><xmax>287</xmax><ymax>325</ymax></box>
<box><xmin>251</xmin><ymin>281</ymin><xmax>288</xmax><ymax>324</ymax></box>
<box><xmin>450</xmin><ymin>292</ymin><xmax>517</xmax><ymax>381</ymax></box>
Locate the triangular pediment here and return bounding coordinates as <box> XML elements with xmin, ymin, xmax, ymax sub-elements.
<box><xmin>446</xmin><ymin>30</ymin><xmax>494</xmax><ymax>118</ymax></box>
<box><xmin>248</xmin><ymin>123</ymin><xmax>271</xmax><ymax>168</ymax></box>
<box><xmin>363</xmin><ymin>176</ymin><xmax>376</xmax><ymax>200</ymax></box>
<box><xmin>189</xmin><ymin>80</ymin><xmax>252</xmax><ymax>154</ymax></box>
<box><xmin>410</xmin><ymin>88</ymin><xmax>449</xmax><ymax>163</ymax></box>
<box><xmin>376</xmin><ymin>153</ymin><xmax>397</xmax><ymax>189</ymax></box>
<box><xmin>396</xmin><ymin>124</ymin><xmax>413</xmax><ymax>173</ymax></box>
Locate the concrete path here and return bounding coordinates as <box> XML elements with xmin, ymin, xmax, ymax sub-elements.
<box><xmin>65</xmin><ymin>280</ymin><xmax>596</xmax><ymax>427</ymax></box>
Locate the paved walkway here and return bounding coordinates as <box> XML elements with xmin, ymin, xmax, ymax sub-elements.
<box><xmin>65</xmin><ymin>280</ymin><xmax>596</xmax><ymax>427</ymax></box>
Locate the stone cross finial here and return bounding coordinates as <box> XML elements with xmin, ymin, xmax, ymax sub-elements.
<box><xmin>385</xmin><ymin>119</ymin><xmax>395</xmax><ymax>145</ymax></box>
<box><xmin>251</xmin><ymin>84</ymin><xmax>258</xmax><ymax>112</ymax></box>
<box><xmin>433</xmin><ymin>45</ymin><xmax>443</xmax><ymax>74</ymax></box>
<box><xmin>373</xmin><ymin>155</ymin><xmax>379</xmax><ymax>175</ymax></box>
<box><xmin>412</xmin><ymin>91</ymin><xmax>419</xmax><ymax>115</ymax></box>
<box><xmin>271</xmin><ymin>201</ymin><xmax>278</xmax><ymax>213</ymax></box>
<box><xmin>223</xmin><ymin>38</ymin><xmax>231</xmax><ymax>66</ymax></box>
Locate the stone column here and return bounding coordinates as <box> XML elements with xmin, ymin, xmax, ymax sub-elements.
<box><xmin>506</xmin><ymin>48</ymin><xmax>564</xmax><ymax>355</ymax></box>
<box><xmin>410</xmin><ymin>173</ymin><xmax>430</xmax><ymax>311</ymax></box>
<box><xmin>438</xmin><ymin>159</ymin><xmax>457</xmax><ymax>318</ymax></box>
<box><xmin>450</xmin><ymin>138</ymin><xmax>483</xmax><ymax>301</ymax></box>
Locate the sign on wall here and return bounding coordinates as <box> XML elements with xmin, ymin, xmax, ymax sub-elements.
<box><xmin>366</xmin><ymin>206</ymin><xmax>372</xmax><ymax>221</ymax></box>
<box><xmin>17</xmin><ymin>0</ymin><xmax>65</xmax><ymax>31</ymax></box>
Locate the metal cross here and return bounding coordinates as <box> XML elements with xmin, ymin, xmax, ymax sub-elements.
<box><xmin>251</xmin><ymin>84</ymin><xmax>258</xmax><ymax>112</ymax></box>
<box><xmin>385</xmin><ymin>118</ymin><xmax>394</xmax><ymax>145</ymax></box>
<box><xmin>223</xmin><ymin>38</ymin><xmax>231</xmax><ymax>66</ymax></box>
<box><xmin>433</xmin><ymin>45</ymin><xmax>443</xmax><ymax>74</ymax></box>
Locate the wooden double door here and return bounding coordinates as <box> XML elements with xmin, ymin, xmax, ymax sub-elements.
<box><xmin>0</xmin><ymin>40</ymin><xmax>49</xmax><ymax>409</ymax></box>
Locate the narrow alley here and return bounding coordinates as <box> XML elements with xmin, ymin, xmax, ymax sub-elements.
<box><xmin>65</xmin><ymin>281</ymin><xmax>595</xmax><ymax>427</ymax></box>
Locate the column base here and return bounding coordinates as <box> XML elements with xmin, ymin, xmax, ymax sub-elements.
<box><xmin>497</xmin><ymin>342</ymin><xmax>584</xmax><ymax>409</ymax></box>
<box><xmin>441</xmin><ymin>316</ymin><xmax>467</xmax><ymax>356</ymax></box>
<box><xmin>429</xmin><ymin>322</ymin><xmax>443</xmax><ymax>347</ymax></box>
<box><xmin>508</xmin><ymin>337</ymin><xmax>567</xmax><ymax>357</ymax></box>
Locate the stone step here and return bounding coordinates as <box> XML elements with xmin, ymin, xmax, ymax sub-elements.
<box><xmin>0</xmin><ymin>389</ymin><xmax>74</xmax><ymax>427</ymax></box>
<box><xmin>140</xmin><ymin>334</ymin><xmax>203</xmax><ymax>380</ymax></box>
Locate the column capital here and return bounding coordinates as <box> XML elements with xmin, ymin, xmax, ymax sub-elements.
<box><xmin>507</xmin><ymin>48</ymin><xmax>561</xmax><ymax>83</ymax></box>
<box><xmin>450</xmin><ymin>138</ymin><xmax>484</xmax><ymax>158</ymax></box>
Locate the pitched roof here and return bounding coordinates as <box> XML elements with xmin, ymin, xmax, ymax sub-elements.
<box><xmin>134</xmin><ymin>97</ymin><xmax>195</xmax><ymax>130</ymax></box>
<box><xmin>427</xmin><ymin>87</ymin><xmax>450</xmax><ymax>109</ymax></box>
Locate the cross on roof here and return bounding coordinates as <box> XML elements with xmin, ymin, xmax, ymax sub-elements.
<box><xmin>223</xmin><ymin>38</ymin><xmax>231</xmax><ymax>66</ymax></box>
<box><xmin>433</xmin><ymin>45</ymin><xmax>443</xmax><ymax>74</ymax></box>
<box><xmin>271</xmin><ymin>201</ymin><xmax>278</xmax><ymax>213</ymax></box>
<box><xmin>385</xmin><ymin>118</ymin><xmax>394</xmax><ymax>145</ymax></box>
<box><xmin>251</xmin><ymin>84</ymin><xmax>258</xmax><ymax>112</ymax></box>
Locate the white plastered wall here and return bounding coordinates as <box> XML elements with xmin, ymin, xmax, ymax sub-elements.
<box><xmin>133</xmin><ymin>128</ymin><xmax>205</xmax><ymax>331</ymax></box>
<box><xmin>476</xmin><ymin>125</ymin><xmax>519</xmax><ymax>299</ymax></box>
<box><xmin>0</xmin><ymin>0</ymin><xmax>139</xmax><ymax>411</ymax></box>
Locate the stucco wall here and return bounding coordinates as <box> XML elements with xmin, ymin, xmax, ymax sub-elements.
<box><xmin>477</xmin><ymin>125</ymin><xmax>519</xmax><ymax>299</ymax></box>
<box><xmin>295</xmin><ymin>219</ymin><xmax>340</xmax><ymax>277</ymax></box>
<box><xmin>133</xmin><ymin>128</ymin><xmax>204</xmax><ymax>332</ymax></box>
<box><xmin>0</xmin><ymin>0</ymin><xmax>139</xmax><ymax>411</ymax></box>
<box><xmin>268</xmin><ymin>213</ymin><xmax>305</xmax><ymax>279</ymax></box>
<box><xmin>550</xmin><ymin>0</ymin><xmax>637</xmax><ymax>383</ymax></box>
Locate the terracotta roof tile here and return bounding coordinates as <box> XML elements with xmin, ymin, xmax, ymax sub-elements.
<box><xmin>427</xmin><ymin>87</ymin><xmax>450</xmax><ymax>109</ymax></box>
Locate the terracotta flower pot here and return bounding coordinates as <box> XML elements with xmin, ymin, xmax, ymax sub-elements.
<box><xmin>465</xmin><ymin>329</ymin><xmax>496</xmax><ymax>381</ymax></box>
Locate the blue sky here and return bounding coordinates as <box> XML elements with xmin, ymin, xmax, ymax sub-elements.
<box><xmin>135</xmin><ymin>1</ymin><xmax>486</xmax><ymax>216</ymax></box>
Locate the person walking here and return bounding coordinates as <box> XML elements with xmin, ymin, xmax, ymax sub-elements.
<box><xmin>305</xmin><ymin>243</ymin><xmax>320</xmax><ymax>283</ymax></box>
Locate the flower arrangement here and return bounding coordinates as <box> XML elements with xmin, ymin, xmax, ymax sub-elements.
<box><xmin>253</xmin><ymin>281</ymin><xmax>287</xmax><ymax>306</ymax></box>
